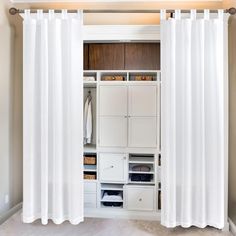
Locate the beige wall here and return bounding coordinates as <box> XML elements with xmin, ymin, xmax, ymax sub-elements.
<box><xmin>0</xmin><ymin>0</ymin><xmax>23</xmax><ymax>217</ymax></box>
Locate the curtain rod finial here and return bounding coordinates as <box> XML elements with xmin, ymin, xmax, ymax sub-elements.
<box><xmin>228</xmin><ymin>7</ymin><xmax>236</xmax><ymax>15</ymax></box>
<box><xmin>9</xmin><ymin>7</ymin><xmax>19</xmax><ymax>15</ymax></box>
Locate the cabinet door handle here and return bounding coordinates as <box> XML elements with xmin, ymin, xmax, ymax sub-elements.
<box><xmin>110</xmin><ymin>165</ymin><xmax>114</xmax><ymax>168</ymax></box>
<box><xmin>123</xmin><ymin>156</ymin><xmax>126</xmax><ymax>160</ymax></box>
<box><xmin>139</xmin><ymin>198</ymin><xmax>142</xmax><ymax>202</ymax></box>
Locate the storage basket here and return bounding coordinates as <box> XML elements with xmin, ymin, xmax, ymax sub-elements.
<box><xmin>101</xmin><ymin>75</ymin><xmax>124</xmax><ymax>81</ymax></box>
<box><xmin>134</xmin><ymin>75</ymin><xmax>153</xmax><ymax>81</ymax></box>
<box><xmin>84</xmin><ymin>173</ymin><xmax>96</xmax><ymax>180</ymax></box>
<box><xmin>84</xmin><ymin>156</ymin><xmax>96</xmax><ymax>165</ymax></box>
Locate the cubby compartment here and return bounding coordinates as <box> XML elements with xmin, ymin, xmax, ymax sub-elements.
<box><xmin>84</xmin><ymin>84</ymin><xmax>97</xmax><ymax>151</ymax></box>
<box><xmin>128</xmin><ymin>154</ymin><xmax>155</xmax><ymax>185</ymax></box>
<box><xmin>125</xmin><ymin>185</ymin><xmax>155</xmax><ymax>211</ymax></box>
<box><xmin>100</xmin><ymin>72</ymin><xmax>127</xmax><ymax>81</ymax></box>
<box><xmin>129</xmin><ymin>72</ymin><xmax>157</xmax><ymax>81</ymax></box>
<box><xmin>84</xmin><ymin>71</ymin><xmax>97</xmax><ymax>82</ymax></box>
<box><xmin>100</xmin><ymin>184</ymin><xmax>124</xmax><ymax>208</ymax></box>
<box><xmin>84</xmin><ymin>153</ymin><xmax>97</xmax><ymax>180</ymax></box>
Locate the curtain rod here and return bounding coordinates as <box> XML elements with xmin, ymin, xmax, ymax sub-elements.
<box><xmin>9</xmin><ymin>7</ymin><xmax>236</xmax><ymax>15</ymax></box>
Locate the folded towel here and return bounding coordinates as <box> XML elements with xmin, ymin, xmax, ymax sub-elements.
<box><xmin>83</xmin><ymin>76</ymin><xmax>95</xmax><ymax>81</ymax></box>
<box><xmin>102</xmin><ymin>192</ymin><xmax>123</xmax><ymax>201</ymax></box>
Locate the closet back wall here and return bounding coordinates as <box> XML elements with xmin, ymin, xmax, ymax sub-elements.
<box><xmin>84</xmin><ymin>43</ymin><xmax>160</xmax><ymax>70</ymax></box>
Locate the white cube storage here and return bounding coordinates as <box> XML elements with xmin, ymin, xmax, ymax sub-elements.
<box><xmin>125</xmin><ymin>185</ymin><xmax>155</xmax><ymax>211</ymax></box>
<box><xmin>84</xmin><ymin>181</ymin><xmax>97</xmax><ymax>208</ymax></box>
<box><xmin>99</xmin><ymin>153</ymin><xmax>128</xmax><ymax>183</ymax></box>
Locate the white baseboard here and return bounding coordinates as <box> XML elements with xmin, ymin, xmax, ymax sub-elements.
<box><xmin>85</xmin><ymin>208</ymin><xmax>161</xmax><ymax>221</ymax></box>
<box><xmin>229</xmin><ymin>218</ymin><xmax>236</xmax><ymax>235</ymax></box>
<box><xmin>0</xmin><ymin>202</ymin><xmax>22</xmax><ymax>225</ymax></box>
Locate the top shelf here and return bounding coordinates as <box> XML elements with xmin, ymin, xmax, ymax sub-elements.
<box><xmin>83</xmin><ymin>70</ymin><xmax>161</xmax><ymax>84</ymax></box>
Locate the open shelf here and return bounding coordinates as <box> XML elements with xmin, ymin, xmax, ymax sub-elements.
<box><xmin>84</xmin><ymin>165</ymin><xmax>97</xmax><ymax>172</ymax></box>
<box><xmin>84</xmin><ymin>153</ymin><xmax>97</xmax><ymax>180</ymax></box>
<box><xmin>128</xmin><ymin>180</ymin><xmax>155</xmax><ymax>185</ymax></box>
<box><xmin>101</xmin><ymin>184</ymin><xmax>124</xmax><ymax>191</ymax></box>
<box><xmin>100</xmin><ymin>184</ymin><xmax>124</xmax><ymax>209</ymax></box>
<box><xmin>84</xmin><ymin>144</ymin><xmax>97</xmax><ymax>153</ymax></box>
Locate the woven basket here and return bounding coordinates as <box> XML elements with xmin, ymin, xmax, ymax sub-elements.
<box><xmin>101</xmin><ymin>75</ymin><xmax>124</xmax><ymax>81</ymax></box>
<box><xmin>134</xmin><ymin>75</ymin><xmax>153</xmax><ymax>81</ymax></box>
<box><xmin>84</xmin><ymin>174</ymin><xmax>96</xmax><ymax>180</ymax></box>
<box><xmin>84</xmin><ymin>156</ymin><xmax>96</xmax><ymax>165</ymax></box>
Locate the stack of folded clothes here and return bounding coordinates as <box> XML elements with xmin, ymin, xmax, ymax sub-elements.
<box><xmin>130</xmin><ymin>164</ymin><xmax>152</xmax><ymax>182</ymax></box>
<box><xmin>130</xmin><ymin>174</ymin><xmax>152</xmax><ymax>182</ymax></box>
<box><xmin>102</xmin><ymin>191</ymin><xmax>123</xmax><ymax>207</ymax></box>
<box><xmin>83</xmin><ymin>76</ymin><xmax>96</xmax><ymax>81</ymax></box>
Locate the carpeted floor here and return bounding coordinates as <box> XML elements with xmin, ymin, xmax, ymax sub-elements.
<box><xmin>0</xmin><ymin>211</ymin><xmax>232</xmax><ymax>236</ymax></box>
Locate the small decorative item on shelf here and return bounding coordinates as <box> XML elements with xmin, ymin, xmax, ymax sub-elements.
<box><xmin>134</xmin><ymin>75</ymin><xmax>153</xmax><ymax>81</ymax></box>
<box><xmin>132</xmin><ymin>165</ymin><xmax>151</xmax><ymax>172</ymax></box>
<box><xmin>84</xmin><ymin>173</ymin><xmax>96</xmax><ymax>180</ymax></box>
<box><xmin>101</xmin><ymin>75</ymin><xmax>124</xmax><ymax>81</ymax></box>
<box><xmin>83</xmin><ymin>76</ymin><xmax>96</xmax><ymax>81</ymax></box>
<box><xmin>84</xmin><ymin>155</ymin><xmax>96</xmax><ymax>165</ymax></box>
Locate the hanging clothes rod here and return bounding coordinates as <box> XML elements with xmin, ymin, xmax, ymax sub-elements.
<box><xmin>9</xmin><ymin>7</ymin><xmax>236</xmax><ymax>15</ymax></box>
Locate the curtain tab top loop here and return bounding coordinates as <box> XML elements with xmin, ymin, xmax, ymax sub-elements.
<box><xmin>190</xmin><ymin>9</ymin><xmax>197</xmax><ymax>20</ymax></box>
<box><xmin>48</xmin><ymin>10</ymin><xmax>54</xmax><ymax>20</ymax></box>
<box><xmin>62</xmin><ymin>9</ymin><xmax>68</xmax><ymax>19</ymax></box>
<box><xmin>175</xmin><ymin>9</ymin><xmax>181</xmax><ymax>19</ymax></box>
<box><xmin>160</xmin><ymin>9</ymin><xmax>166</xmax><ymax>20</ymax></box>
<box><xmin>218</xmin><ymin>9</ymin><xmax>224</xmax><ymax>20</ymax></box>
<box><xmin>37</xmin><ymin>9</ymin><xmax>43</xmax><ymax>20</ymax></box>
<box><xmin>204</xmin><ymin>9</ymin><xmax>210</xmax><ymax>19</ymax></box>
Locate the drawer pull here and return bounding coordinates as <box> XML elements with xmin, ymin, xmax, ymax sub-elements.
<box><xmin>139</xmin><ymin>198</ymin><xmax>142</xmax><ymax>202</ymax></box>
<box><xmin>110</xmin><ymin>165</ymin><xmax>114</xmax><ymax>168</ymax></box>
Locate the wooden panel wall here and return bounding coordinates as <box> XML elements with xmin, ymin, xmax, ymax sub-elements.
<box><xmin>125</xmin><ymin>43</ymin><xmax>160</xmax><ymax>70</ymax></box>
<box><xmin>83</xmin><ymin>43</ymin><xmax>160</xmax><ymax>70</ymax></box>
<box><xmin>88</xmin><ymin>43</ymin><xmax>125</xmax><ymax>70</ymax></box>
<box><xmin>84</xmin><ymin>43</ymin><xmax>89</xmax><ymax>70</ymax></box>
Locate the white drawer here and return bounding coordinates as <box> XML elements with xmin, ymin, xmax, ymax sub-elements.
<box><xmin>84</xmin><ymin>193</ymin><xmax>97</xmax><ymax>208</ymax></box>
<box><xmin>84</xmin><ymin>182</ymin><xmax>97</xmax><ymax>193</ymax></box>
<box><xmin>126</xmin><ymin>186</ymin><xmax>154</xmax><ymax>211</ymax></box>
<box><xmin>99</xmin><ymin>153</ymin><xmax>127</xmax><ymax>183</ymax></box>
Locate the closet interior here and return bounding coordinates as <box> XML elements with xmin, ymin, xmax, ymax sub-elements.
<box><xmin>83</xmin><ymin>42</ymin><xmax>161</xmax><ymax>219</ymax></box>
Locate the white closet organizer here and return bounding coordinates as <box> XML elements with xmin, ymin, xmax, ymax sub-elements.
<box><xmin>82</xmin><ymin>25</ymin><xmax>162</xmax><ymax>221</ymax></box>
<box><xmin>83</xmin><ymin>69</ymin><xmax>161</xmax><ymax>220</ymax></box>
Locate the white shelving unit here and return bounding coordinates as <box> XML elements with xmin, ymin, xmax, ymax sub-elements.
<box><xmin>83</xmin><ymin>69</ymin><xmax>162</xmax><ymax>219</ymax></box>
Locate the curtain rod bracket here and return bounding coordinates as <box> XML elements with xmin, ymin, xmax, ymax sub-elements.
<box><xmin>9</xmin><ymin>7</ymin><xmax>236</xmax><ymax>16</ymax></box>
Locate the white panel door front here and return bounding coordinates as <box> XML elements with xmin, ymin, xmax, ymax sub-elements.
<box><xmin>128</xmin><ymin>117</ymin><xmax>157</xmax><ymax>148</ymax></box>
<box><xmin>99</xmin><ymin>117</ymin><xmax>127</xmax><ymax>147</ymax></box>
<box><xmin>99</xmin><ymin>85</ymin><xmax>127</xmax><ymax>116</ymax></box>
<box><xmin>126</xmin><ymin>186</ymin><xmax>154</xmax><ymax>211</ymax></box>
<box><xmin>128</xmin><ymin>85</ymin><xmax>157</xmax><ymax>116</ymax></box>
<box><xmin>99</xmin><ymin>153</ymin><xmax>127</xmax><ymax>183</ymax></box>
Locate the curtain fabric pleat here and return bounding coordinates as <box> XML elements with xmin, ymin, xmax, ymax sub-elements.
<box><xmin>161</xmin><ymin>10</ymin><xmax>226</xmax><ymax>229</ymax></box>
<box><xmin>23</xmin><ymin>10</ymin><xmax>84</xmax><ymax>225</ymax></box>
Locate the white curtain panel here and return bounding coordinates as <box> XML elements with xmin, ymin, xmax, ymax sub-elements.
<box><xmin>161</xmin><ymin>9</ymin><xmax>226</xmax><ymax>228</ymax></box>
<box><xmin>22</xmin><ymin>10</ymin><xmax>84</xmax><ymax>225</ymax></box>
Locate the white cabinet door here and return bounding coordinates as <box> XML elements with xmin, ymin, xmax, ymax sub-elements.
<box><xmin>84</xmin><ymin>193</ymin><xmax>97</xmax><ymax>208</ymax></box>
<box><xmin>126</xmin><ymin>186</ymin><xmax>154</xmax><ymax>211</ymax></box>
<box><xmin>100</xmin><ymin>86</ymin><xmax>127</xmax><ymax>116</ymax></box>
<box><xmin>128</xmin><ymin>85</ymin><xmax>157</xmax><ymax>116</ymax></box>
<box><xmin>99</xmin><ymin>153</ymin><xmax>127</xmax><ymax>183</ymax></box>
<box><xmin>99</xmin><ymin>117</ymin><xmax>127</xmax><ymax>147</ymax></box>
<box><xmin>128</xmin><ymin>117</ymin><xmax>157</xmax><ymax>148</ymax></box>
